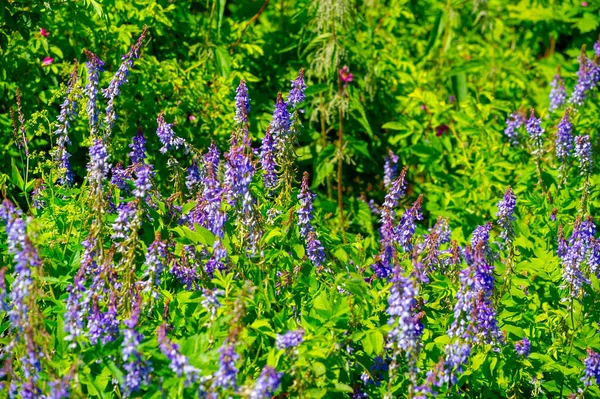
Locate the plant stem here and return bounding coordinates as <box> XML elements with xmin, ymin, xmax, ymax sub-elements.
<box><xmin>337</xmin><ymin>105</ymin><xmax>345</xmax><ymax>243</ymax></box>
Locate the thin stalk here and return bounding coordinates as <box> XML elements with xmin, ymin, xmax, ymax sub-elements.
<box><xmin>337</xmin><ymin>105</ymin><xmax>345</xmax><ymax>243</ymax></box>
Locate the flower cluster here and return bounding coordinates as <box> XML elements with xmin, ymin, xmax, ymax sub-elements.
<box><xmin>235</xmin><ymin>79</ymin><xmax>250</xmax><ymax>124</ymax></box>
<box><xmin>83</xmin><ymin>50</ymin><xmax>104</xmax><ymax>135</ymax></box>
<box><xmin>569</xmin><ymin>53</ymin><xmax>600</xmax><ymax>108</ymax></box>
<box><xmin>504</xmin><ymin>112</ymin><xmax>524</xmax><ymax>146</ymax></box>
<box><xmin>383</xmin><ymin>149</ymin><xmax>399</xmax><ymax>189</ymax></box>
<box><xmin>548</xmin><ymin>74</ymin><xmax>566</xmax><ymax>112</ymax></box>
<box><xmin>526</xmin><ymin>110</ymin><xmax>544</xmax><ymax>157</ymax></box>
<box><xmin>259</xmin><ymin>129</ymin><xmax>277</xmax><ymax>191</ymax></box>
<box><xmin>156</xmin><ymin>112</ymin><xmax>186</xmax><ymax>154</ymax></box>
<box><xmin>213</xmin><ymin>342</ymin><xmax>239</xmax><ymax>390</ymax></box>
<box><xmin>514</xmin><ymin>337</ymin><xmax>530</xmax><ymax>358</ymax></box>
<box><xmin>556</xmin><ymin>110</ymin><xmax>573</xmax><ymax>162</ymax></box>
<box><xmin>157</xmin><ymin>324</ymin><xmax>200</xmax><ymax>385</ymax></box>
<box><xmin>250</xmin><ymin>366</ymin><xmax>283</xmax><ymax>399</ymax></box>
<box><xmin>575</xmin><ymin>134</ymin><xmax>593</xmax><ymax>177</ymax></box>
<box><xmin>297</xmin><ymin>172</ymin><xmax>325</xmax><ymax>267</ymax></box>
<box><xmin>276</xmin><ymin>330</ymin><xmax>304</xmax><ymax>350</ymax></box>
<box><xmin>582</xmin><ymin>348</ymin><xmax>600</xmax><ymax>387</ymax></box>
<box><xmin>558</xmin><ymin>218</ymin><xmax>596</xmax><ymax>297</ymax></box>
<box><xmin>102</xmin><ymin>27</ymin><xmax>147</xmax><ymax>136</ymax></box>
<box><xmin>496</xmin><ymin>187</ymin><xmax>516</xmax><ymax>248</ymax></box>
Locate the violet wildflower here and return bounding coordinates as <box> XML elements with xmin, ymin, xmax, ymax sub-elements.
<box><xmin>206</xmin><ymin>239</ymin><xmax>228</xmax><ymax>276</ymax></box>
<box><xmin>121</xmin><ymin>303</ymin><xmax>152</xmax><ymax>397</ymax></box>
<box><xmin>514</xmin><ymin>337</ymin><xmax>530</xmax><ymax>357</ymax></box>
<box><xmin>288</xmin><ymin>69</ymin><xmax>307</xmax><ymax>109</ymax></box>
<box><xmin>469</xmin><ymin>222</ymin><xmax>492</xmax><ymax>262</ymax></box>
<box><xmin>276</xmin><ymin>330</ymin><xmax>304</xmax><ymax>350</ymax></box>
<box><xmin>133</xmin><ymin>163</ymin><xmax>153</xmax><ymax>199</ymax></box>
<box><xmin>156</xmin><ymin>112</ymin><xmax>186</xmax><ymax>154</ymax></box>
<box><xmin>201</xmin><ymin>288</ymin><xmax>223</xmax><ymax>320</ymax></box>
<box><xmin>0</xmin><ymin>267</ymin><xmax>8</xmax><ymax>313</ymax></box>
<box><xmin>297</xmin><ymin>171</ymin><xmax>316</xmax><ymax>239</ymax></box>
<box><xmin>306</xmin><ymin>231</ymin><xmax>326</xmax><ymax>268</ymax></box>
<box><xmin>213</xmin><ymin>342</ymin><xmax>238</xmax><ymax>390</ymax></box>
<box><xmin>396</xmin><ymin>195</ymin><xmax>423</xmax><ymax>252</ymax></box>
<box><xmin>87</xmin><ymin>139</ymin><xmax>110</xmax><ymax>193</ymax></box>
<box><xmin>595</xmin><ymin>39</ymin><xmax>600</xmax><ymax>57</ymax></box>
<box><xmin>382</xmin><ymin>168</ymin><xmax>408</xmax><ymax>209</ymax></box>
<box><xmin>140</xmin><ymin>238</ymin><xmax>167</xmax><ymax>298</ymax></box>
<box><xmin>52</xmin><ymin>61</ymin><xmax>79</xmax><ymax>186</ymax></box>
<box><xmin>558</xmin><ymin>218</ymin><xmax>594</xmax><ymax>297</ymax></box>
<box><xmin>383</xmin><ymin>149</ymin><xmax>399</xmax><ymax>189</ymax></box>
<box><xmin>271</xmin><ymin>93</ymin><xmax>291</xmax><ymax>146</ymax></box>
<box><xmin>224</xmin><ymin>133</ymin><xmax>254</xmax><ymax>209</ymax></box>
<box><xmin>504</xmin><ymin>112</ymin><xmax>524</xmax><ymax>146</ymax></box>
<box><xmin>259</xmin><ymin>129</ymin><xmax>277</xmax><ymax>191</ymax></box>
<box><xmin>185</xmin><ymin>162</ymin><xmax>202</xmax><ymax>193</ymax></box>
<box><xmin>497</xmin><ymin>187</ymin><xmax>516</xmax><ymax>248</ymax></box>
<box><xmin>129</xmin><ymin>130</ymin><xmax>146</xmax><ymax>164</ymax></box>
<box><xmin>112</xmin><ymin>202</ymin><xmax>138</xmax><ymax>240</ymax></box>
<box><xmin>31</xmin><ymin>180</ymin><xmax>45</xmax><ymax>210</ymax></box>
<box><xmin>526</xmin><ymin>110</ymin><xmax>544</xmax><ymax>157</ymax></box>
<box><xmin>88</xmin><ymin>301</ymin><xmax>119</xmax><ymax>345</ymax></box>
<box><xmin>387</xmin><ymin>272</ymin><xmax>423</xmax><ymax>371</ymax></box>
<box><xmin>250</xmin><ymin>366</ymin><xmax>283</xmax><ymax>399</ymax></box>
<box><xmin>582</xmin><ymin>348</ymin><xmax>600</xmax><ymax>387</ymax></box>
<box><xmin>111</xmin><ymin>162</ymin><xmax>130</xmax><ymax>191</ymax></box>
<box><xmin>63</xmin><ymin>273</ymin><xmax>87</xmax><ymax>347</ymax></box>
<box><xmin>83</xmin><ymin>50</ymin><xmax>104</xmax><ymax>136</ymax></box>
<box><xmin>157</xmin><ymin>324</ymin><xmax>199</xmax><ymax>385</ymax></box>
<box><xmin>235</xmin><ymin>80</ymin><xmax>250</xmax><ymax>124</ymax></box>
<box><xmin>556</xmin><ymin>110</ymin><xmax>573</xmax><ymax>162</ymax></box>
<box><xmin>575</xmin><ymin>134</ymin><xmax>593</xmax><ymax>177</ymax></box>
<box><xmin>549</xmin><ymin>74</ymin><xmax>566</xmax><ymax>112</ymax></box>
<box><xmin>102</xmin><ymin>27</ymin><xmax>147</xmax><ymax>136</ymax></box>
<box><xmin>569</xmin><ymin>52</ymin><xmax>600</xmax><ymax>108</ymax></box>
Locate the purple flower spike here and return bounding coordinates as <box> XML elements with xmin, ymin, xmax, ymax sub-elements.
<box><xmin>526</xmin><ymin>110</ymin><xmax>544</xmax><ymax>157</ymax></box>
<box><xmin>288</xmin><ymin>69</ymin><xmax>307</xmax><ymax>109</ymax></box>
<box><xmin>575</xmin><ymin>134</ymin><xmax>593</xmax><ymax>177</ymax></box>
<box><xmin>260</xmin><ymin>129</ymin><xmax>277</xmax><ymax>191</ymax></box>
<box><xmin>214</xmin><ymin>342</ymin><xmax>239</xmax><ymax>390</ymax></box>
<box><xmin>504</xmin><ymin>112</ymin><xmax>524</xmax><ymax>146</ymax></box>
<box><xmin>497</xmin><ymin>187</ymin><xmax>516</xmax><ymax>248</ymax></box>
<box><xmin>549</xmin><ymin>74</ymin><xmax>566</xmax><ymax>112</ymax></box>
<box><xmin>129</xmin><ymin>130</ymin><xmax>146</xmax><ymax>164</ymax></box>
<box><xmin>251</xmin><ymin>366</ymin><xmax>283</xmax><ymax>399</ymax></box>
<box><xmin>235</xmin><ymin>80</ymin><xmax>250</xmax><ymax>124</ymax></box>
<box><xmin>276</xmin><ymin>330</ymin><xmax>304</xmax><ymax>350</ymax></box>
<box><xmin>556</xmin><ymin>110</ymin><xmax>573</xmax><ymax>162</ymax></box>
<box><xmin>156</xmin><ymin>112</ymin><xmax>186</xmax><ymax>154</ymax></box>
<box><xmin>514</xmin><ymin>337</ymin><xmax>530</xmax><ymax>357</ymax></box>
<box><xmin>83</xmin><ymin>50</ymin><xmax>104</xmax><ymax>135</ymax></box>
<box><xmin>396</xmin><ymin>195</ymin><xmax>423</xmax><ymax>252</ymax></box>
<box><xmin>583</xmin><ymin>348</ymin><xmax>600</xmax><ymax>387</ymax></box>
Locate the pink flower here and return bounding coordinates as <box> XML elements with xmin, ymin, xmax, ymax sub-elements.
<box><xmin>339</xmin><ymin>66</ymin><xmax>353</xmax><ymax>84</ymax></box>
<box><xmin>188</xmin><ymin>115</ymin><xmax>197</xmax><ymax>121</ymax></box>
<box><xmin>582</xmin><ymin>1</ymin><xmax>588</xmax><ymax>6</ymax></box>
<box><xmin>42</xmin><ymin>57</ymin><xmax>54</xmax><ymax>66</ymax></box>
<box><xmin>40</xmin><ymin>28</ymin><xmax>49</xmax><ymax>37</ymax></box>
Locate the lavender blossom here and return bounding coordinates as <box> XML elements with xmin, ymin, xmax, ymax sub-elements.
<box><xmin>185</xmin><ymin>162</ymin><xmax>202</xmax><ymax>193</ymax></box>
<box><xmin>140</xmin><ymin>238</ymin><xmax>167</xmax><ymax>298</ymax></box>
<box><xmin>157</xmin><ymin>324</ymin><xmax>199</xmax><ymax>385</ymax></box>
<box><xmin>514</xmin><ymin>337</ymin><xmax>530</xmax><ymax>357</ymax></box>
<box><xmin>526</xmin><ymin>110</ymin><xmax>544</xmax><ymax>157</ymax></box>
<box><xmin>53</xmin><ymin>61</ymin><xmax>79</xmax><ymax>186</ymax></box>
<box><xmin>88</xmin><ymin>301</ymin><xmax>119</xmax><ymax>345</ymax></box>
<box><xmin>129</xmin><ymin>130</ymin><xmax>146</xmax><ymax>164</ymax></box>
<box><xmin>569</xmin><ymin>53</ymin><xmax>600</xmax><ymax>108</ymax></box>
<box><xmin>383</xmin><ymin>149</ymin><xmax>399</xmax><ymax>189</ymax></box>
<box><xmin>63</xmin><ymin>273</ymin><xmax>87</xmax><ymax>347</ymax></box>
<box><xmin>213</xmin><ymin>342</ymin><xmax>238</xmax><ymax>390</ymax></box>
<box><xmin>87</xmin><ymin>139</ymin><xmax>110</xmax><ymax>193</ymax></box>
<box><xmin>548</xmin><ymin>74</ymin><xmax>566</xmax><ymax>112</ymax></box>
<box><xmin>235</xmin><ymin>80</ymin><xmax>250</xmax><ymax>124</ymax></box>
<box><xmin>201</xmin><ymin>288</ymin><xmax>223</xmax><ymax>319</ymax></box>
<box><xmin>382</xmin><ymin>168</ymin><xmax>408</xmax><ymax>209</ymax></box>
<box><xmin>556</xmin><ymin>110</ymin><xmax>573</xmax><ymax>162</ymax></box>
<box><xmin>121</xmin><ymin>305</ymin><xmax>152</xmax><ymax>397</ymax></box>
<box><xmin>111</xmin><ymin>162</ymin><xmax>130</xmax><ymax>191</ymax></box>
<box><xmin>306</xmin><ymin>231</ymin><xmax>326</xmax><ymax>268</ymax></box>
<box><xmin>288</xmin><ymin>69</ymin><xmax>307</xmax><ymax>109</ymax></box>
<box><xmin>133</xmin><ymin>164</ymin><xmax>153</xmax><ymax>199</ymax></box>
<box><xmin>504</xmin><ymin>112</ymin><xmax>524</xmax><ymax>146</ymax></box>
<box><xmin>575</xmin><ymin>134</ymin><xmax>593</xmax><ymax>177</ymax></box>
<box><xmin>250</xmin><ymin>366</ymin><xmax>283</xmax><ymax>399</ymax></box>
<box><xmin>0</xmin><ymin>268</ymin><xmax>8</xmax><ymax>313</ymax></box>
<box><xmin>102</xmin><ymin>28</ymin><xmax>147</xmax><ymax>136</ymax></box>
<box><xmin>582</xmin><ymin>348</ymin><xmax>600</xmax><ymax>387</ymax></box>
<box><xmin>156</xmin><ymin>112</ymin><xmax>186</xmax><ymax>154</ymax></box>
<box><xmin>297</xmin><ymin>171</ymin><xmax>316</xmax><ymax>239</ymax></box>
<box><xmin>224</xmin><ymin>133</ymin><xmax>254</xmax><ymax>209</ymax></box>
<box><xmin>387</xmin><ymin>272</ymin><xmax>423</xmax><ymax>370</ymax></box>
<box><xmin>558</xmin><ymin>218</ymin><xmax>594</xmax><ymax>297</ymax></box>
<box><xmin>396</xmin><ymin>195</ymin><xmax>423</xmax><ymax>252</ymax></box>
<box><xmin>112</xmin><ymin>202</ymin><xmax>138</xmax><ymax>240</ymax></box>
<box><xmin>271</xmin><ymin>93</ymin><xmax>291</xmax><ymax>146</ymax></box>
<box><xmin>496</xmin><ymin>187</ymin><xmax>516</xmax><ymax>248</ymax></box>
<box><xmin>259</xmin><ymin>130</ymin><xmax>277</xmax><ymax>191</ymax></box>
<box><xmin>83</xmin><ymin>50</ymin><xmax>104</xmax><ymax>135</ymax></box>
<box><xmin>276</xmin><ymin>330</ymin><xmax>304</xmax><ymax>350</ymax></box>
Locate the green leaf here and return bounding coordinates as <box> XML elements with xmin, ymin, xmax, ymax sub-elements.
<box><xmin>217</xmin><ymin>0</ymin><xmax>226</xmax><ymax>38</ymax></box>
<box><xmin>451</xmin><ymin>72</ymin><xmax>468</xmax><ymax>103</ymax></box>
<box><xmin>214</xmin><ymin>46</ymin><xmax>231</xmax><ymax>78</ymax></box>
<box><xmin>362</xmin><ymin>329</ymin><xmax>383</xmax><ymax>355</ymax></box>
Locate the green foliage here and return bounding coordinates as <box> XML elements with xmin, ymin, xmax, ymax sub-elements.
<box><xmin>1</xmin><ymin>0</ymin><xmax>600</xmax><ymax>398</ymax></box>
